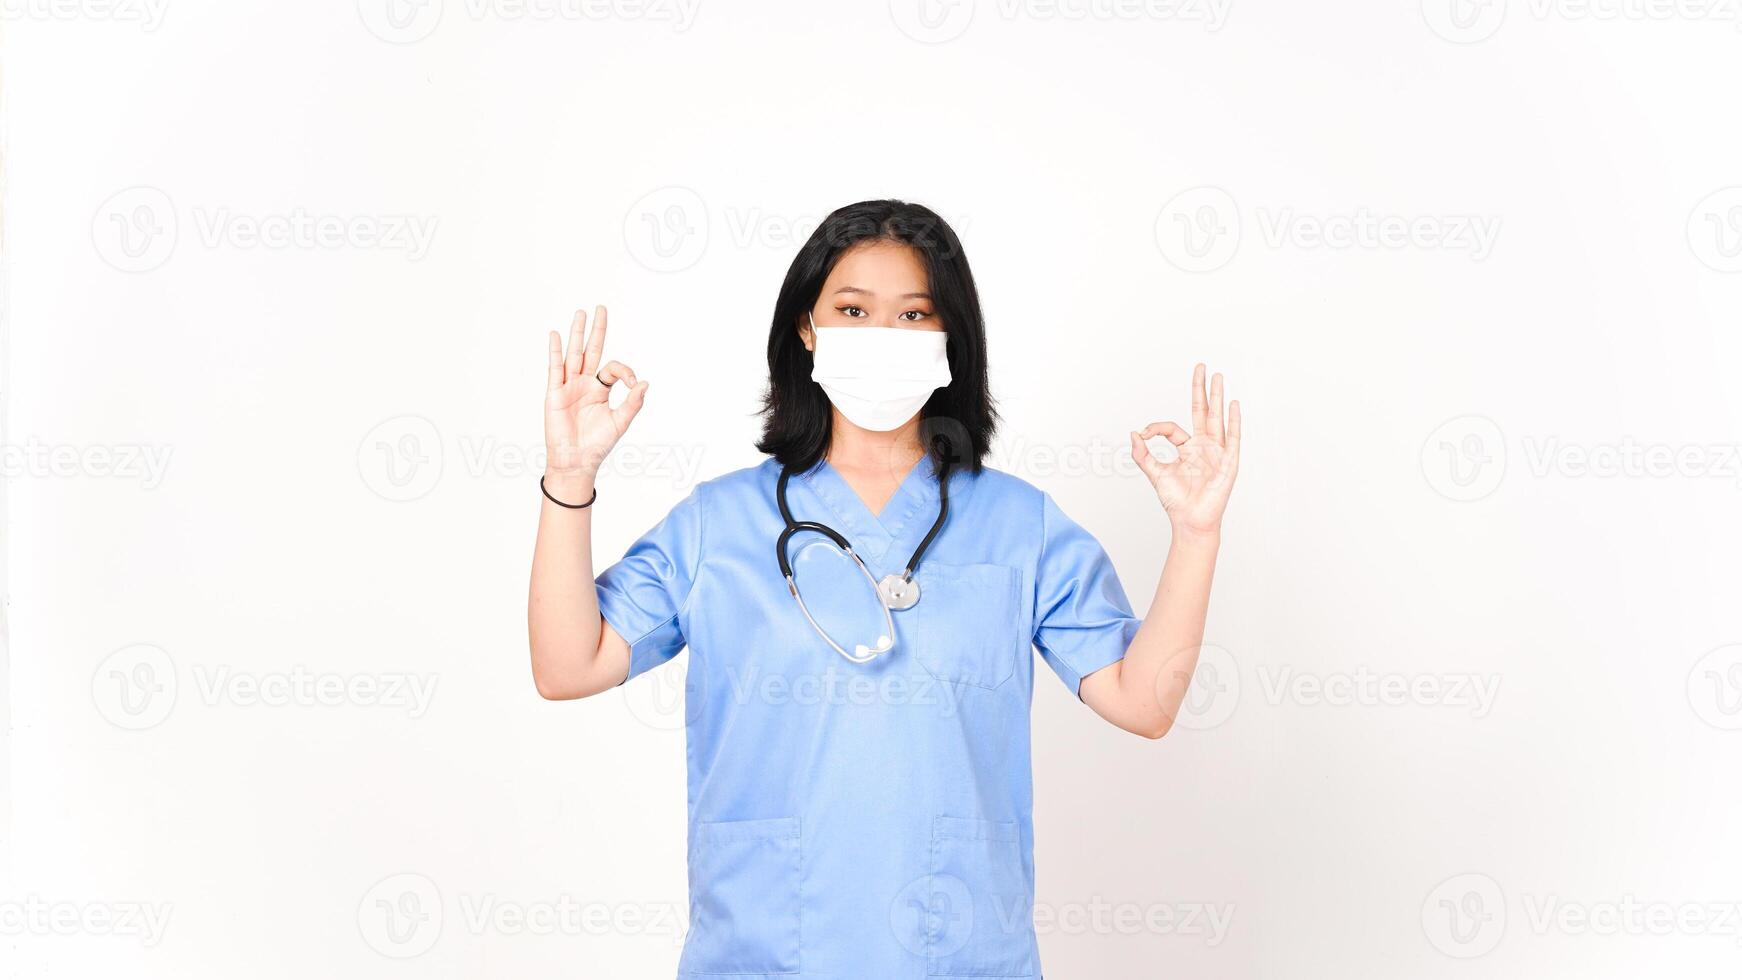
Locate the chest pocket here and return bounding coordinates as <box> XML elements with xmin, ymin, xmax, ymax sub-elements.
<box><xmin>911</xmin><ymin>562</ymin><xmax>1023</xmax><ymax>690</ymax></box>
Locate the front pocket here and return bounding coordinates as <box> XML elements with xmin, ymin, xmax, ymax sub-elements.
<box><xmin>913</xmin><ymin>562</ymin><xmax>1023</xmax><ymax>690</ymax></box>
<box><xmin>680</xmin><ymin>817</ymin><xmax>801</xmax><ymax>976</ymax></box>
<box><xmin>927</xmin><ymin>816</ymin><xmax>1038</xmax><ymax>978</ymax></box>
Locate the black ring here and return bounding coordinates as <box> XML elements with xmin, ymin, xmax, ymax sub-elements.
<box><xmin>595</xmin><ymin>372</ymin><xmax>612</xmax><ymax>387</ymax></box>
<box><xmin>540</xmin><ymin>476</ymin><xmax>597</xmax><ymax>509</ymax></box>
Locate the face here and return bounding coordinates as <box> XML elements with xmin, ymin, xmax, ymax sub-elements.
<box><xmin>800</xmin><ymin>240</ymin><xmax>943</xmax><ymax>352</ymax></box>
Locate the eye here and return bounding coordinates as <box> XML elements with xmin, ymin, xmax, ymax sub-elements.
<box><xmin>899</xmin><ymin>310</ymin><xmax>929</xmax><ymax>322</ymax></box>
<box><xmin>837</xmin><ymin>306</ymin><xmax>867</xmax><ymax>318</ymax></box>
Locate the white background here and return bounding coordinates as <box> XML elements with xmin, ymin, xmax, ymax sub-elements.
<box><xmin>5</xmin><ymin>0</ymin><xmax>1742</xmax><ymax>977</ymax></box>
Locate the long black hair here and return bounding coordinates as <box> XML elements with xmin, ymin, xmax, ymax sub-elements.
<box><xmin>756</xmin><ymin>199</ymin><xmax>997</xmax><ymax>475</ymax></box>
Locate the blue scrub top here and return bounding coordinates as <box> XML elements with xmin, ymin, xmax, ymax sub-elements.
<box><xmin>597</xmin><ymin>456</ymin><xmax>1140</xmax><ymax>980</ymax></box>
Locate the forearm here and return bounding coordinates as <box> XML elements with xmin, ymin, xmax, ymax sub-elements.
<box><xmin>527</xmin><ymin>305</ymin><xmax>646</xmax><ymax>699</ymax></box>
<box><xmin>527</xmin><ymin>471</ymin><xmax>618</xmax><ymax>699</ymax></box>
<box><xmin>1086</xmin><ymin>526</ymin><xmax>1221</xmax><ymax>738</ymax></box>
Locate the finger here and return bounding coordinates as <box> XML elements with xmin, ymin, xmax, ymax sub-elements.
<box><xmin>1129</xmin><ymin>430</ymin><xmax>1165</xmax><ymax>480</ymax></box>
<box><xmin>1138</xmin><ymin>420</ymin><xmax>1191</xmax><ymax>447</ymax></box>
<box><xmin>1225</xmin><ymin>400</ymin><xmax>1242</xmax><ymax>472</ymax></box>
<box><xmin>547</xmin><ymin>330</ymin><xmax>565</xmax><ymax>391</ymax></box>
<box><xmin>613</xmin><ymin>379</ymin><xmax>650</xmax><ymax>429</ymax></box>
<box><xmin>1191</xmin><ymin>363</ymin><xmax>1207</xmax><ymax>434</ymax></box>
<box><xmin>595</xmin><ymin>359</ymin><xmax>638</xmax><ymax>389</ymax></box>
<box><xmin>1207</xmin><ymin>372</ymin><xmax>1225</xmax><ymax>444</ymax></box>
<box><xmin>1208</xmin><ymin>401</ymin><xmax>1242</xmax><ymax>492</ymax></box>
<box><xmin>564</xmin><ymin>310</ymin><xmax>586</xmax><ymax>381</ymax></box>
<box><xmin>581</xmin><ymin>304</ymin><xmax>608</xmax><ymax>377</ymax></box>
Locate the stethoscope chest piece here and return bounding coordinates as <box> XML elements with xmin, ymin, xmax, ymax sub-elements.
<box><xmin>776</xmin><ymin>454</ymin><xmax>952</xmax><ymax>661</ymax></box>
<box><xmin>878</xmin><ymin>573</ymin><xmax>921</xmax><ymax>611</ymax></box>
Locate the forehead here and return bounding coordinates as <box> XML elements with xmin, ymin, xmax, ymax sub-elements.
<box><xmin>822</xmin><ymin>240</ymin><xmax>929</xmax><ymax>291</ymax></box>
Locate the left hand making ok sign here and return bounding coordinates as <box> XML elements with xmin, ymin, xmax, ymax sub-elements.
<box><xmin>1130</xmin><ymin>364</ymin><xmax>1242</xmax><ymax>537</ymax></box>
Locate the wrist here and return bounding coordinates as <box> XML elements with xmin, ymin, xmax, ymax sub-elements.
<box><xmin>1168</xmin><ymin>521</ymin><xmax>1221</xmax><ymax>548</ymax></box>
<box><xmin>542</xmin><ymin>470</ymin><xmax>596</xmax><ymax>504</ymax></box>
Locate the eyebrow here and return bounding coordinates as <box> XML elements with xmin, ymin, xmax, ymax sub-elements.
<box><xmin>832</xmin><ymin>286</ymin><xmax>933</xmax><ymax>300</ymax></box>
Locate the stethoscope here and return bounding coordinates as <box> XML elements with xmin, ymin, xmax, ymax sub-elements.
<box><xmin>775</xmin><ymin>456</ymin><xmax>953</xmax><ymax>663</ymax></box>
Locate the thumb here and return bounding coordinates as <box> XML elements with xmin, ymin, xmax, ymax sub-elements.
<box><xmin>613</xmin><ymin>379</ymin><xmax>650</xmax><ymax>429</ymax></box>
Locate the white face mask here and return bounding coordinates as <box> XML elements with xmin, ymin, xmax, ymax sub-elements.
<box><xmin>808</xmin><ymin>314</ymin><xmax>952</xmax><ymax>432</ymax></box>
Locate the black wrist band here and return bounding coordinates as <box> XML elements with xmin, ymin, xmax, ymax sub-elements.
<box><xmin>540</xmin><ymin>476</ymin><xmax>597</xmax><ymax>509</ymax></box>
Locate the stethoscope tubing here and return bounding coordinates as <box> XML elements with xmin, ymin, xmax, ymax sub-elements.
<box><xmin>773</xmin><ymin>454</ymin><xmax>955</xmax><ymax>660</ymax></box>
<box><xmin>774</xmin><ymin>460</ymin><xmax>952</xmax><ymax>586</ymax></box>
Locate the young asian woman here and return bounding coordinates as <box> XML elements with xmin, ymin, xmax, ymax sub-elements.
<box><xmin>526</xmin><ymin>199</ymin><xmax>1240</xmax><ymax>980</ymax></box>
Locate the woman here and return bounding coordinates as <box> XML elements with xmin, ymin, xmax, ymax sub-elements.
<box><xmin>528</xmin><ymin>200</ymin><xmax>1240</xmax><ymax>979</ymax></box>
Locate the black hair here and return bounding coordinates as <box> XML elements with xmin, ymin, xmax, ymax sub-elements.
<box><xmin>756</xmin><ymin>199</ymin><xmax>997</xmax><ymax>475</ymax></box>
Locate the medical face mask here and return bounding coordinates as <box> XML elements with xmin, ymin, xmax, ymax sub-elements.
<box><xmin>807</xmin><ymin>314</ymin><xmax>952</xmax><ymax>432</ymax></box>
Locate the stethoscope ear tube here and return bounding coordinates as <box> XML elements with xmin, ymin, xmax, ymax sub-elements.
<box><xmin>774</xmin><ymin>457</ymin><xmax>953</xmax><ymax>588</ymax></box>
<box><xmin>785</xmin><ymin>548</ymin><xmax>897</xmax><ymax>664</ymax></box>
<box><xmin>775</xmin><ymin>520</ymin><xmax>852</xmax><ymax>580</ymax></box>
<box><xmin>774</xmin><ymin>455</ymin><xmax>953</xmax><ymax>662</ymax></box>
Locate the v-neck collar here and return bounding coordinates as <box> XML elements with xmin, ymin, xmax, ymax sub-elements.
<box><xmin>797</xmin><ymin>457</ymin><xmax>941</xmax><ymax>570</ymax></box>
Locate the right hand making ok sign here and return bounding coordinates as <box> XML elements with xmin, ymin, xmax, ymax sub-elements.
<box><xmin>544</xmin><ymin>306</ymin><xmax>648</xmax><ymax>498</ymax></box>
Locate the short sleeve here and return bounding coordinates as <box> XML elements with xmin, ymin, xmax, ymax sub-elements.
<box><xmin>596</xmin><ymin>486</ymin><xmax>706</xmax><ymax>684</ymax></box>
<box><xmin>1033</xmin><ymin>493</ymin><xmax>1141</xmax><ymax>697</ymax></box>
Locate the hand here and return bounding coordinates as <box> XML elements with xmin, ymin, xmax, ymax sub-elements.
<box><xmin>1129</xmin><ymin>364</ymin><xmax>1241</xmax><ymax>537</ymax></box>
<box><xmin>544</xmin><ymin>306</ymin><xmax>648</xmax><ymax>494</ymax></box>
